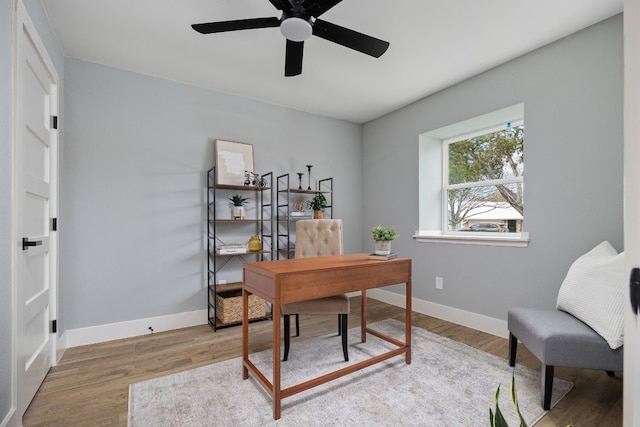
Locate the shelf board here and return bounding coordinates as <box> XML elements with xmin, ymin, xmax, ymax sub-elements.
<box><xmin>211</xmin><ymin>184</ymin><xmax>271</xmax><ymax>191</ymax></box>
<box><xmin>212</xmin><ymin>250</ymin><xmax>270</xmax><ymax>257</ymax></box>
<box><xmin>278</xmin><ymin>188</ymin><xmax>331</xmax><ymax>194</ymax></box>
<box><xmin>209</xmin><ymin>315</ymin><xmax>272</xmax><ymax>330</ymax></box>
<box><xmin>213</xmin><ymin>219</ymin><xmax>271</xmax><ymax>222</ymax></box>
<box><xmin>277</xmin><ymin>217</ymin><xmax>313</xmax><ymax>221</ymax></box>
<box><xmin>209</xmin><ymin>282</ymin><xmax>243</xmax><ymax>293</ymax></box>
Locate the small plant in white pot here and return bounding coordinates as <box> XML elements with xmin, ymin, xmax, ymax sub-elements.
<box><xmin>307</xmin><ymin>193</ymin><xmax>328</xmax><ymax>219</ymax></box>
<box><xmin>371</xmin><ymin>225</ymin><xmax>398</xmax><ymax>255</ymax></box>
<box><xmin>229</xmin><ymin>194</ymin><xmax>249</xmax><ymax>220</ymax></box>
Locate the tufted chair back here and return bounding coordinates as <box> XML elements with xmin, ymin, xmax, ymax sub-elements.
<box><xmin>294</xmin><ymin>219</ymin><xmax>343</xmax><ymax>259</ymax></box>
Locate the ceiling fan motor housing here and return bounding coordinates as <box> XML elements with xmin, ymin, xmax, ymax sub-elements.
<box><xmin>280</xmin><ymin>12</ymin><xmax>313</xmax><ymax>41</ymax></box>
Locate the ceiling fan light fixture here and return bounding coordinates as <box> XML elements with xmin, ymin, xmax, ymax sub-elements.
<box><xmin>280</xmin><ymin>17</ymin><xmax>312</xmax><ymax>42</ymax></box>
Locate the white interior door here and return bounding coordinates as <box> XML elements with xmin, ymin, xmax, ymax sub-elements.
<box><xmin>15</xmin><ymin>3</ymin><xmax>59</xmax><ymax>418</ymax></box>
<box><xmin>624</xmin><ymin>1</ymin><xmax>640</xmax><ymax>426</ymax></box>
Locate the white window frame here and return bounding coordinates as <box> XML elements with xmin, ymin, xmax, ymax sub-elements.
<box><xmin>414</xmin><ymin>104</ymin><xmax>529</xmax><ymax>247</ymax></box>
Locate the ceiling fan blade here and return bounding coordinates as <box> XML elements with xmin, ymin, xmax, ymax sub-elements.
<box><xmin>285</xmin><ymin>40</ymin><xmax>304</xmax><ymax>77</ymax></box>
<box><xmin>267</xmin><ymin>0</ymin><xmax>293</xmax><ymax>11</ymax></box>
<box><xmin>313</xmin><ymin>19</ymin><xmax>389</xmax><ymax>58</ymax></box>
<box><xmin>300</xmin><ymin>0</ymin><xmax>343</xmax><ymax>17</ymax></box>
<box><xmin>192</xmin><ymin>17</ymin><xmax>280</xmax><ymax>34</ymax></box>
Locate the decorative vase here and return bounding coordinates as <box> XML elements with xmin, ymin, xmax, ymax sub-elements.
<box><xmin>374</xmin><ymin>240</ymin><xmax>391</xmax><ymax>255</ymax></box>
<box><xmin>248</xmin><ymin>235</ymin><xmax>262</xmax><ymax>252</ymax></box>
<box><xmin>231</xmin><ymin>206</ymin><xmax>245</xmax><ymax>220</ymax></box>
<box><xmin>314</xmin><ymin>210</ymin><xmax>324</xmax><ymax>219</ymax></box>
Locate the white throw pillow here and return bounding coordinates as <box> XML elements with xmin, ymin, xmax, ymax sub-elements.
<box><xmin>556</xmin><ymin>241</ymin><xmax>625</xmax><ymax>349</ymax></box>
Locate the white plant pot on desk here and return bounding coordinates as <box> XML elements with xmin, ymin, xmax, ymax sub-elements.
<box><xmin>374</xmin><ymin>240</ymin><xmax>391</xmax><ymax>255</ymax></box>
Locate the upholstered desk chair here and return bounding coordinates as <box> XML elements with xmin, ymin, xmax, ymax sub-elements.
<box><xmin>281</xmin><ymin>219</ymin><xmax>350</xmax><ymax>362</ymax></box>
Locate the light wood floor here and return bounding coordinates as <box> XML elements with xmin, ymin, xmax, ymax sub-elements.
<box><xmin>23</xmin><ymin>297</ymin><xmax>622</xmax><ymax>426</ymax></box>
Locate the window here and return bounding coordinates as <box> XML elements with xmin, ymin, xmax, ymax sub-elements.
<box><xmin>416</xmin><ymin>104</ymin><xmax>529</xmax><ymax>246</ymax></box>
<box><xmin>444</xmin><ymin>121</ymin><xmax>524</xmax><ymax>232</ymax></box>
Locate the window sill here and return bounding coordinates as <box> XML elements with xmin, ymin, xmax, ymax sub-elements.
<box><xmin>413</xmin><ymin>230</ymin><xmax>530</xmax><ymax>247</ymax></box>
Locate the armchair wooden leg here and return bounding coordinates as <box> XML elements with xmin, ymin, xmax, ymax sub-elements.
<box><xmin>340</xmin><ymin>314</ymin><xmax>349</xmax><ymax>362</ymax></box>
<box><xmin>606</xmin><ymin>371</ymin><xmax>615</xmax><ymax>377</ymax></box>
<box><xmin>542</xmin><ymin>364</ymin><xmax>554</xmax><ymax>410</ymax></box>
<box><xmin>283</xmin><ymin>315</ymin><xmax>291</xmax><ymax>362</ymax></box>
<box><xmin>508</xmin><ymin>333</ymin><xmax>517</xmax><ymax>367</ymax></box>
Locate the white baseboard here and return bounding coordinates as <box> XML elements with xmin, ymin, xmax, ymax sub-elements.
<box><xmin>64</xmin><ymin>309</ymin><xmax>207</xmax><ymax>348</ymax></box>
<box><xmin>358</xmin><ymin>289</ymin><xmax>509</xmax><ymax>339</ymax></box>
<box><xmin>63</xmin><ymin>293</ymin><xmax>508</xmax><ymax>349</ymax></box>
<box><xmin>55</xmin><ymin>332</ymin><xmax>66</xmax><ymax>365</ymax></box>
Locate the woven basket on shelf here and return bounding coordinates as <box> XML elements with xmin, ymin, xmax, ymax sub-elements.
<box><xmin>215</xmin><ymin>289</ymin><xmax>266</xmax><ymax>324</ymax></box>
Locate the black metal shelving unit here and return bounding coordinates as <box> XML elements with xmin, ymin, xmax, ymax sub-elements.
<box><xmin>206</xmin><ymin>167</ymin><xmax>273</xmax><ymax>331</ymax></box>
<box><xmin>275</xmin><ymin>173</ymin><xmax>333</xmax><ymax>259</ymax></box>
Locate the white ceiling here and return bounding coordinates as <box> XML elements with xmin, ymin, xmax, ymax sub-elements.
<box><xmin>41</xmin><ymin>0</ymin><xmax>622</xmax><ymax>124</ymax></box>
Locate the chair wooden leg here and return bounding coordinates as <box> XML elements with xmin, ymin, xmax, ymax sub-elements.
<box><xmin>283</xmin><ymin>314</ymin><xmax>290</xmax><ymax>361</ymax></box>
<box><xmin>341</xmin><ymin>314</ymin><xmax>349</xmax><ymax>362</ymax></box>
<box><xmin>508</xmin><ymin>333</ymin><xmax>517</xmax><ymax>367</ymax></box>
<box><xmin>542</xmin><ymin>364</ymin><xmax>554</xmax><ymax>410</ymax></box>
<box><xmin>606</xmin><ymin>371</ymin><xmax>615</xmax><ymax>377</ymax></box>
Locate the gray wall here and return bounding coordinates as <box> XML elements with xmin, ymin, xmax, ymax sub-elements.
<box><xmin>362</xmin><ymin>15</ymin><xmax>624</xmax><ymax>319</ymax></box>
<box><xmin>1</xmin><ymin>0</ymin><xmax>13</xmax><ymax>421</ymax></box>
<box><xmin>62</xmin><ymin>59</ymin><xmax>362</xmax><ymax>330</ymax></box>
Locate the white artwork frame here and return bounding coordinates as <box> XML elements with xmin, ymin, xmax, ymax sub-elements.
<box><xmin>214</xmin><ymin>140</ymin><xmax>255</xmax><ymax>186</ymax></box>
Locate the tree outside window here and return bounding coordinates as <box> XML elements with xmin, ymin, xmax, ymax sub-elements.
<box><xmin>445</xmin><ymin>122</ymin><xmax>524</xmax><ymax>231</ymax></box>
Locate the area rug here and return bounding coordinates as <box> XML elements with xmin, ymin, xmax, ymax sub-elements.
<box><xmin>128</xmin><ymin>319</ymin><xmax>572</xmax><ymax>426</ymax></box>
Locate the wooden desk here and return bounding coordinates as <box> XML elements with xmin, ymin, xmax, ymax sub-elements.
<box><xmin>242</xmin><ymin>253</ymin><xmax>412</xmax><ymax>420</ymax></box>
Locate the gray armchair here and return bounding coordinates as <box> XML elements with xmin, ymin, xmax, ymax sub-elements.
<box><xmin>508</xmin><ymin>241</ymin><xmax>625</xmax><ymax>409</ymax></box>
<box><xmin>508</xmin><ymin>307</ymin><xmax>623</xmax><ymax>409</ymax></box>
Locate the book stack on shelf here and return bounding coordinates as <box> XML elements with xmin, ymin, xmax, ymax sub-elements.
<box><xmin>216</xmin><ymin>244</ymin><xmax>247</xmax><ymax>255</ymax></box>
<box><xmin>290</xmin><ymin>211</ymin><xmax>312</xmax><ymax>219</ymax></box>
<box><xmin>368</xmin><ymin>252</ymin><xmax>398</xmax><ymax>261</ymax></box>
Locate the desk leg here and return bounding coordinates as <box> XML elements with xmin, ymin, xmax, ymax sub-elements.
<box><xmin>405</xmin><ymin>279</ymin><xmax>412</xmax><ymax>365</ymax></box>
<box><xmin>272</xmin><ymin>301</ymin><xmax>282</xmax><ymax>420</ymax></box>
<box><xmin>361</xmin><ymin>290</ymin><xmax>367</xmax><ymax>343</ymax></box>
<box><xmin>242</xmin><ymin>289</ymin><xmax>249</xmax><ymax>379</ymax></box>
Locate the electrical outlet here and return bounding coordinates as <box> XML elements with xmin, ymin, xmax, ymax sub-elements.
<box><xmin>435</xmin><ymin>277</ymin><xmax>443</xmax><ymax>290</ymax></box>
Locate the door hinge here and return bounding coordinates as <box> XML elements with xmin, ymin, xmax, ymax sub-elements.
<box><xmin>51</xmin><ymin>320</ymin><xmax>57</xmax><ymax>334</ymax></box>
<box><xmin>51</xmin><ymin>115</ymin><xmax>58</xmax><ymax>130</ymax></box>
<box><xmin>51</xmin><ymin>217</ymin><xmax>57</xmax><ymax>231</ymax></box>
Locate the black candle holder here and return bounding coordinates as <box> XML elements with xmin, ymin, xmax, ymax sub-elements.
<box><xmin>306</xmin><ymin>165</ymin><xmax>313</xmax><ymax>190</ymax></box>
<box><xmin>297</xmin><ymin>173</ymin><xmax>304</xmax><ymax>190</ymax></box>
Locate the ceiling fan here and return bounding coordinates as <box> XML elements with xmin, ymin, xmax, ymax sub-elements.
<box><xmin>191</xmin><ymin>0</ymin><xmax>390</xmax><ymax>77</ymax></box>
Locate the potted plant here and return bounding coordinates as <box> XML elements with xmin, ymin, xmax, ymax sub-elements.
<box><xmin>307</xmin><ymin>193</ymin><xmax>328</xmax><ymax>219</ymax></box>
<box><xmin>228</xmin><ymin>194</ymin><xmax>249</xmax><ymax>219</ymax></box>
<box><xmin>370</xmin><ymin>225</ymin><xmax>398</xmax><ymax>255</ymax></box>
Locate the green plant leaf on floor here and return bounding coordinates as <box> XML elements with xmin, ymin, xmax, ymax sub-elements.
<box><xmin>509</xmin><ymin>371</ymin><xmax>528</xmax><ymax>427</ymax></box>
<box><xmin>490</xmin><ymin>373</ymin><xmax>574</xmax><ymax>427</ymax></box>
<box><xmin>490</xmin><ymin>384</ymin><xmax>509</xmax><ymax>427</ymax></box>
<box><xmin>490</xmin><ymin>372</ymin><xmax>528</xmax><ymax>427</ymax></box>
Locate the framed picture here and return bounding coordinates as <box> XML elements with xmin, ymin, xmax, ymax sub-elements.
<box><xmin>214</xmin><ymin>140</ymin><xmax>255</xmax><ymax>186</ymax></box>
